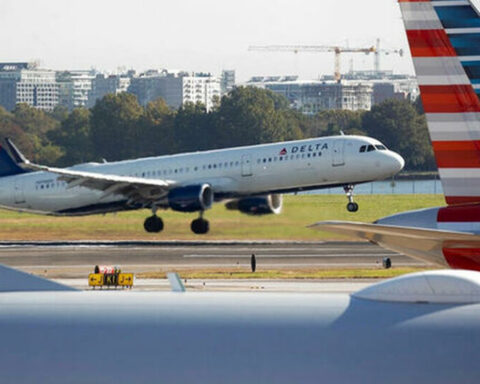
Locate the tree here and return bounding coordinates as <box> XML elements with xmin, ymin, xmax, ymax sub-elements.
<box><xmin>12</xmin><ymin>103</ymin><xmax>59</xmax><ymax>137</ymax></box>
<box><xmin>7</xmin><ymin>104</ymin><xmax>62</xmax><ymax>164</ymax></box>
<box><xmin>90</xmin><ymin>93</ymin><xmax>144</xmax><ymax>161</ymax></box>
<box><xmin>139</xmin><ymin>98</ymin><xmax>175</xmax><ymax>156</ymax></box>
<box><xmin>49</xmin><ymin>105</ymin><xmax>70</xmax><ymax>123</ymax></box>
<box><xmin>213</xmin><ymin>87</ymin><xmax>295</xmax><ymax>148</ymax></box>
<box><xmin>301</xmin><ymin>110</ymin><xmax>365</xmax><ymax>138</ymax></box>
<box><xmin>173</xmin><ymin>102</ymin><xmax>215</xmax><ymax>152</ymax></box>
<box><xmin>0</xmin><ymin>107</ymin><xmax>35</xmax><ymax>159</ymax></box>
<box><xmin>48</xmin><ymin>108</ymin><xmax>92</xmax><ymax>165</ymax></box>
<box><xmin>362</xmin><ymin>99</ymin><xmax>435</xmax><ymax>170</ymax></box>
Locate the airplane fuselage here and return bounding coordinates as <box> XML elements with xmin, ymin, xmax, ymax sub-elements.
<box><xmin>1</xmin><ymin>288</ymin><xmax>479</xmax><ymax>383</ymax></box>
<box><xmin>0</xmin><ymin>135</ymin><xmax>403</xmax><ymax>216</ymax></box>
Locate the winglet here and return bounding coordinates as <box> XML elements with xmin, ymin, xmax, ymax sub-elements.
<box><xmin>5</xmin><ymin>138</ymin><xmax>29</xmax><ymax>165</ymax></box>
<box><xmin>167</xmin><ymin>272</ymin><xmax>186</xmax><ymax>292</ymax></box>
<box><xmin>0</xmin><ymin>264</ymin><xmax>77</xmax><ymax>292</ymax></box>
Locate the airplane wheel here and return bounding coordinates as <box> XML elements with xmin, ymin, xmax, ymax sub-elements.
<box><xmin>144</xmin><ymin>215</ymin><xmax>164</xmax><ymax>233</ymax></box>
<box><xmin>191</xmin><ymin>218</ymin><xmax>209</xmax><ymax>234</ymax></box>
<box><xmin>347</xmin><ymin>202</ymin><xmax>359</xmax><ymax>212</ymax></box>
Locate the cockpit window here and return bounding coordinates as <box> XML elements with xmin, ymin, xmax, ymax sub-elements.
<box><xmin>367</xmin><ymin>145</ymin><xmax>375</xmax><ymax>152</ymax></box>
<box><xmin>375</xmin><ymin>145</ymin><xmax>387</xmax><ymax>150</ymax></box>
<box><xmin>359</xmin><ymin>145</ymin><xmax>366</xmax><ymax>153</ymax></box>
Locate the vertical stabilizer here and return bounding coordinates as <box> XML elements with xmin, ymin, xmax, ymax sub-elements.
<box><xmin>399</xmin><ymin>0</ymin><xmax>480</xmax><ymax>205</ymax></box>
<box><xmin>0</xmin><ymin>139</ymin><xmax>27</xmax><ymax>177</ymax></box>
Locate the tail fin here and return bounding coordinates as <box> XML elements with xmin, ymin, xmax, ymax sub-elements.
<box><xmin>0</xmin><ymin>139</ymin><xmax>27</xmax><ymax>177</ymax></box>
<box><xmin>398</xmin><ymin>0</ymin><xmax>480</xmax><ymax>205</ymax></box>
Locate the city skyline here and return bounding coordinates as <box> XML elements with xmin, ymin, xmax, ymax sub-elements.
<box><xmin>0</xmin><ymin>0</ymin><xmax>438</xmax><ymax>82</ymax></box>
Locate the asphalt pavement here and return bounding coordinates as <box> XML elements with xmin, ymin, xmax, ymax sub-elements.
<box><xmin>0</xmin><ymin>240</ymin><xmax>426</xmax><ymax>278</ymax></box>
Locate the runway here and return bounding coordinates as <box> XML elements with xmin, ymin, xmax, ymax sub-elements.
<box><xmin>0</xmin><ymin>241</ymin><xmax>427</xmax><ymax>280</ymax></box>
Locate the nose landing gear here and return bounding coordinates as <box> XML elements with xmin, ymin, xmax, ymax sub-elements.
<box><xmin>344</xmin><ymin>185</ymin><xmax>359</xmax><ymax>212</ymax></box>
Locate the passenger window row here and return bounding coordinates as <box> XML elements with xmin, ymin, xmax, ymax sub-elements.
<box><xmin>35</xmin><ymin>181</ymin><xmax>66</xmax><ymax>190</ymax></box>
<box><xmin>257</xmin><ymin>152</ymin><xmax>322</xmax><ymax>164</ymax></box>
<box><xmin>132</xmin><ymin>159</ymin><xmax>243</xmax><ymax>178</ymax></box>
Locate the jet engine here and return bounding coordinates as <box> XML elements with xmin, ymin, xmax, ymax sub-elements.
<box><xmin>168</xmin><ymin>184</ymin><xmax>213</xmax><ymax>212</ymax></box>
<box><xmin>225</xmin><ymin>194</ymin><xmax>283</xmax><ymax>215</ymax></box>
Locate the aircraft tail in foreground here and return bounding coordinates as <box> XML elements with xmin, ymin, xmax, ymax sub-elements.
<box><xmin>311</xmin><ymin>0</ymin><xmax>480</xmax><ymax>271</ymax></box>
<box><xmin>400</xmin><ymin>0</ymin><xmax>480</xmax><ymax>205</ymax></box>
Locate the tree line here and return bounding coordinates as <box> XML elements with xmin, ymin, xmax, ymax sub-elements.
<box><xmin>0</xmin><ymin>86</ymin><xmax>435</xmax><ymax>171</ymax></box>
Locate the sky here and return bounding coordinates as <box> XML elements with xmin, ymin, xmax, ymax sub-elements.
<box><xmin>0</xmin><ymin>0</ymin><xmax>468</xmax><ymax>82</ymax></box>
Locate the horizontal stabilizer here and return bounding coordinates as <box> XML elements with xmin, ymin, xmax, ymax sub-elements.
<box><xmin>0</xmin><ymin>264</ymin><xmax>77</xmax><ymax>292</ymax></box>
<box><xmin>309</xmin><ymin>221</ymin><xmax>480</xmax><ymax>242</ymax></box>
<box><xmin>309</xmin><ymin>221</ymin><xmax>480</xmax><ymax>267</ymax></box>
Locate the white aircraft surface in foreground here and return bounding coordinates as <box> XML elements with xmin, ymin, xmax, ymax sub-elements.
<box><xmin>312</xmin><ymin>0</ymin><xmax>480</xmax><ymax>271</ymax></box>
<box><xmin>1</xmin><ymin>265</ymin><xmax>480</xmax><ymax>383</ymax></box>
<box><xmin>0</xmin><ymin>135</ymin><xmax>403</xmax><ymax>234</ymax></box>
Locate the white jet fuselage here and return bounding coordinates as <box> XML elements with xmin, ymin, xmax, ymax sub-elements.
<box><xmin>0</xmin><ymin>135</ymin><xmax>403</xmax><ymax>215</ymax></box>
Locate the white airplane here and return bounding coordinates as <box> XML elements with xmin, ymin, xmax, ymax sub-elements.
<box><xmin>0</xmin><ymin>135</ymin><xmax>403</xmax><ymax>234</ymax></box>
<box><xmin>1</xmin><ymin>265</ymin><xmax>480</xmax><ymax>383</ymax></box>
<box><xmin>311</xmin><ymin>0</ymin><xmax>480</xmax><ymax>270</ymax></box>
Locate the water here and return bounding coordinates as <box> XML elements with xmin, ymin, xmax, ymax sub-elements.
<box><xmin>302</xmin><ymin>179</ymin><xmax>443</xmax><ymax>195</ymax></box>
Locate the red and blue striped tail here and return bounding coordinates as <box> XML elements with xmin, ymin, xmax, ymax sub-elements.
<box><xmin>399</xmin><ymin>0</ymin><xmax>480</xmax><ymax>205</ymax></box>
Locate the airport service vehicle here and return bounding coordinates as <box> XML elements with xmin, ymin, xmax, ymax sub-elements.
<box><xmin>1</xmin><ymin>265</ymin><xmax>480</xmax><ymax>383</ymax></box>
<box><xmin>312</xmin><ymin>0</ymin><xmax>480</xmax><ymax>270</ymax></box>
<box><xmin>0</xmin><ymin>135</ymin><xmax>403</xmax><ymax>234</ymax></box>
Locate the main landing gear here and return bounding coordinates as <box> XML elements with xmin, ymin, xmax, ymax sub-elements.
<box><xmin>143</xmin><ymin>210</ymin><xmax>210</xmax><ymax>235</ymax></box>
<box><xmin>191</xmin><ymin>212</ymin><xmax>210</xmax><ymax>235</ymax></box>
<box><xmin>344</xmin><ymin>185</ymin><xmax>359</xmax><ymax>212</ymax></box>
<box><xmin>144</xmin><ymin>206</ymin><xmax>164</xmax><ymax>233</ymax></box>
<box><xmin>144</xmin><ymin>215</ymin><xmax>164</xmax><ymax>233</ymax></box>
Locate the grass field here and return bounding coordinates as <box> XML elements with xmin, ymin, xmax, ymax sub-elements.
<box><xmin>137</xmin><ymin>267</ymin><xmax>431</xmax><ymax>280</ymax></box>
<box><xmin>0</xmin><ymin>194</ymin><xmax>445</xmax><ymax>240</ymax></box>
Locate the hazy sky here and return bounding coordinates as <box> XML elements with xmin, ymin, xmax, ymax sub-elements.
<box><xmin>1</xmin><ymin>0</ymin><xmax>472</xmax><ymax>82</ymax></box>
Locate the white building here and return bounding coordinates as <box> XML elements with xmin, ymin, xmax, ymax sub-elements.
<box><xmin>57</xmin><ymin>70</ymin><xmax>95</xmax><ymax>110</ymax></box>
<box><xmin>220</xmin><ymin>70</ymin><xmax>235</xmax><ymax>95</ymax></box>
<box><xmin>180</xmin><ymin>73</ymin><xmax>221</xmax><ymax>111</ymax></box>
<box><xmin>90</xmin><ymin>74</ymin><xmax>131</xmax><ymax>107</ymax></box>
<box><xmin>0</xmin><ymin>63</ymin><xmax>58</xmax><ymax>112</ymax></box>
<box><xmin>128</xmin><ymin>71</ymin><xmax>221</xmax><ymax>111</ymax></box>
<box><xmin>247</xmin><ymin>77</ymin><xmax>373</xmax><ymax>115</ymax></box>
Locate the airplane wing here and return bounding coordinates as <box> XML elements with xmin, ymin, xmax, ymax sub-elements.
<box><xmin>309</xmin><ymin>221</ymin><xmax>480</xmax><ymax>267</ymax></box>
<box><xmin>5</xmin><ymin>138</ymin><xmax>174</xmax><ymax>206</ymax></box>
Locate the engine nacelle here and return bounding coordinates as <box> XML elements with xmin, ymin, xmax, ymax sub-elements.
<box><xmin>226</xmin><ymin>194</ymin><xmax>283</xmax><ymax>215</ymax></box>
<box><xmin>168</xmin><ymin>184</ymin><xmax>213</xmax><ymax>212</ymax></box>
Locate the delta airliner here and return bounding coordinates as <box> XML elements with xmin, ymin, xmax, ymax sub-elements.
<box><xmin>1</xmin><ymin>135</ymin><xmax>403</xmax><ymax>234</ymax></box>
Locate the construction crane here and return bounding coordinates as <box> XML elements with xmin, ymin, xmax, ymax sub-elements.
<box><xmin>249</xmin><ymin>44</ymin><xmax>375</xmax><ymax>82</ymax></box>
<box><xmin>248</xmin><ymin>40</ymin><xmax>403</xmax><ymax>81</ymax></box>
<box><xmin>373</xmin><ymin>38</ymin><xmax>404</xmax><ymax>73</ymax></box>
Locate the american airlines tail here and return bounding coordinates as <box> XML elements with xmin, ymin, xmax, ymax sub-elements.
<box><xmin>311</xmin><ymin>0</ymin><xmax>480</xmax><ymax>271</ymax></box>
<box><xmin>400</xmin><ymin>0</ymin><xmax>480</xmax><ymax>205</ymax></box>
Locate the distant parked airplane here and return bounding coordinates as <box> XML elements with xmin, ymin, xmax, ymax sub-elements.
<box><xmin>1</xmin><ymin>265</ymin><xmax>480</xmax><ymax>383</ymax></box>
<box><xmin>312</xmin><ymin>0</ymin><xmax>480</xmax><ymax>270</ymax></box>
<box><xmin>0</xmin><ymin>134</ymin><xmax>403</xmax><ymax>234</ymax></box>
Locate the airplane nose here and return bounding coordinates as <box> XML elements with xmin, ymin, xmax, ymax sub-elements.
<box><xmin>389</xmin><ymin>151</ymin><xmax>405</xmax><ymax>173</ymax></box>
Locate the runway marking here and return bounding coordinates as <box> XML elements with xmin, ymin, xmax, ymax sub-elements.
<box><xmin>183</xmin><ymin>253</ymin><xmax>398</xmax><ymax>258</ymax></box>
